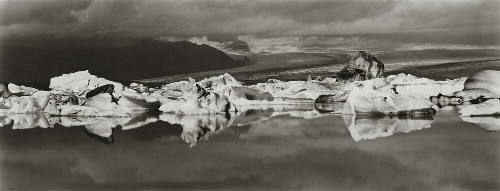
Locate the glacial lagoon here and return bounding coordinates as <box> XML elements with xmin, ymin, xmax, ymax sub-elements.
<box><xmin>0</xmin><ymin>107</ymin><xmax>499</xmax><ymax>191</ymax></box>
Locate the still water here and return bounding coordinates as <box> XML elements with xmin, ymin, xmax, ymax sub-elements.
<box><xmin>0</xmin><ymin>107</ymin><xmax>499</xmax><ymax>191</ymax></box>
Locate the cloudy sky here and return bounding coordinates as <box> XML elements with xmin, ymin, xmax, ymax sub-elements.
<box><xmin>0</xmin><ymin>0</ymin><xmax>499</xmax><ymax>38</ymax></box>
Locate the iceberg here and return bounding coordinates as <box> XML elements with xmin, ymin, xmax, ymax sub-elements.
<box><xmin>8</xmin><ymin>83</ymin><xmax>39</xmax><ymax>95</ymax></box>
<box><xmin>344</xmin><ymin>84</ymin><xmax>437</xmax><ymax>115</ymax></box>
<box><xmin>459</xmin><ymin>70</ymin><xmax>500</xmax><ymax>100</ymax></box>
<box><xmin>49</xmin><ymin>70</ymin><xmax>124</xmax><ymax>97</ymax></box>
<box><xmin>458</xmin><ymin>99</ymin><xmax>500</xmax><ymax>117</ymax></box>
<box><xmin>455</xmin><ymin>70</ymin><xmax>500</xmax><ymax>116</ymax></box>
<box><xmin>249</xmin><ymin>79</ymin><xmax>336</xmax><ymax>100</ymax></box>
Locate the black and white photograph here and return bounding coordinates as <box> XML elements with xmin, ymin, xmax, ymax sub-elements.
<box><xmin>0</xmin><ymin>0</ymin><xmax>500</xmax><ymax>190</ymax></box>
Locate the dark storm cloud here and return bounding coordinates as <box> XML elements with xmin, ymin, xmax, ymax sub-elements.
<box><xmin>0</xmin><ymin>0</ymin><xmax>92</xmax><ymax>25</ymax></box>
<box><xmin>0</xmin><ymin>0</ymin><xmax>499</xmax><ymax>37</ymax></box>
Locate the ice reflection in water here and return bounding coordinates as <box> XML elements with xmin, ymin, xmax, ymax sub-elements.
<box><xmin>343</xmin><ymin>114</ymin><xmax>434</xmax><ymax>141</ymax></box>
<box><xmin>0</xmin><ymin>107</ymin><xmax>498</xmax><ymax>145</ymax></box>
<box><xmin>0</xmin><ymin>107</ymin><xmax>499</xmax><ymax>190</ymax></box>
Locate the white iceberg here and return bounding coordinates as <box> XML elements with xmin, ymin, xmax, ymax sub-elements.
<box><xmin>458</xmin><ymin>99</ymin><xmax>500</xmax><ymax>117</ymax></box>
<box><xmin>49</xmin><ymin>70</ymin><xmax>124</xmax><ymax>97</ymax></box>
<box><xmin>344</xmin><ymin>84</ymin><xmax>437</xmax><ymax>115</ymax></box>
<box><xmin>8</xmin><ymin>83</ymin><xmax>39</xmax><ymax>95</ymax></box>
<box><xmin>356</xmin><ymin>73</ymin><xmax>466</xmax><ymax>97</ymax></box>
<box><xmin>249</xmin><ymin>79</ymin><xmax>336</xmax><ymax>100</ymax></box>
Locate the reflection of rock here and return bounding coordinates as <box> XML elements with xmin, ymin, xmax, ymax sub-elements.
<box><xmin>344</xmin><ymin>115</ymin><xmax>433</xmax><ymax>142</ymax></box>
<box><xmin>159</xmin><ymin>113</ymin><xmax>232</xmax><ymax>147</ymax></box>
<box><xmin>338</xmin><ymin>51</ymin><xmax>384</xmax><ymax>83</ymax></box>
<box><xmin>461</xmin><ymin>116</ymin><xmax>500</xmax><ymax>131</ymax></box>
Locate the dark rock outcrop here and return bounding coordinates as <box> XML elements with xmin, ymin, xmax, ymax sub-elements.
<box><xmin>337</xmin><ymin>51</ymin><xmax>384</xmax><ymax>82</ymax></box>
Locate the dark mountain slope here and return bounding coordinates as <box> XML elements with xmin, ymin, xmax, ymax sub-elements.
<box><xmin>0</xmin><ymin>37</ymin><xmax>247</xmax><ymax>85</ymax></box>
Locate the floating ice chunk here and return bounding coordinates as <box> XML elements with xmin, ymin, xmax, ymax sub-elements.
<box><xmin>85</xmin><ymin>93</ymin><xmax>130</xmax><ymax>113</ymax></box>
<box><xmin>345</xmin><ymin>84</ymin><xmax>436</xmax><ymax>115</ymax></box>
<box><xmin>49</xmin><ymin>70</ymin><xmax>124</xmax><ymax>96</ymax></box>
<box><xmin>157</xmin><ymin>78</ymin><xmax>236</xmax><ymax>114</ymax></box>
<box><xmin>118</xmin><ymin>89</ymin><xmax>161</xmax><ymax>110</ymax></box>
<box><xmin>458</xmin><ymin>99</ymin><xmax>500</xmax><ymax>116</ymax></box>
<box><xmin>8</xmin><ymin>83</ymin><xmax>39</xmax><ymax>95</ymax></box>
<box><xmin>250</xmin><ymin>79</ymin><xmax>335</xmax><ymax>100</ymax></box>
<box><xmin>59</xmin><ymin>104</ymin><xmax>130</xmax><ymax>117</ymax></box>
<box><xmin>389</xmin><ymin>74</ymin><xmax>467</xmax><ymax>97</ymax></box>
<box><xmin>197</xmin><ymin>73</ymin><xmax>242</xmax><ymax>93</ymax></box>
<box><xmin>0</xmin><ymin>96</ymin><xmax>44</xmax><ymax>113</ymax></box>
<box><xmin>357</xmin><ymin>73</ymin><xmax>466</xmax><ymax>97</ymax></box>
<box><xmin>455</xmin><ymin>70</ymin><xmax>500</xmax><ymax>101</ymax></box>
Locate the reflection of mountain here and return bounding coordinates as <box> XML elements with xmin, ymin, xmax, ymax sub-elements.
<box><xmin>1</xmin><ymin>37</ymin><xmax>247</xmax><ymax>84</ymax></box>
<box><xmin>344</xmin><ymin>115</ymin><xmax>434</xmax><ymax>141</ymax></box>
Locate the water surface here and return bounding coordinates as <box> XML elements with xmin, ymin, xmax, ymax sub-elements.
<box><xmin>0</xmin><ymin>108</ymin><xmax>499</xmax><ymax>191</ymax></box>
